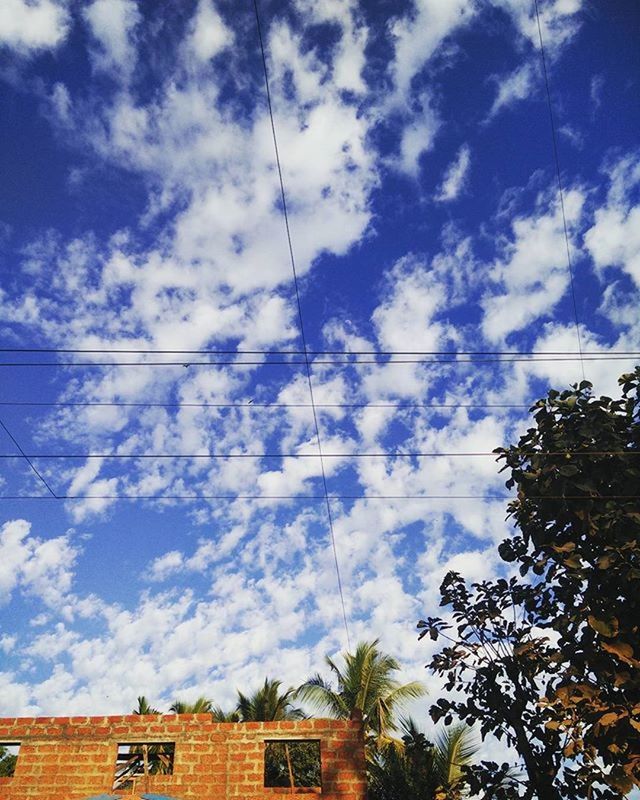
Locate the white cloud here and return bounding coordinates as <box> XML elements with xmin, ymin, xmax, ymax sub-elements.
<box><xmin>486</xmin><ymin>0</ymin><xmax>584</xmax><ymax>119</ymax></box>
<box><xmin>394</xmin><ymin>97</ymin><xmax>441</xmax><ymax>177</ymax></box>
<box><xmin>293</xmin><ymin>0</ymin><xmax>368</xmax><ymax>94</ymax></box>
<box><xmin>84</xmin><ymin>0</ymin><xmax>140</xmax><ymax>76</ymax></box>
<box><xmin>0</xmin><ymin>0</ymin><xmax>636</xmax><ymax>739</ymax></box>
<box><xmin>482</xmin><ymin>185</ymin><xmax>584</xmax><ymax>342</ymax></box>
<box><xmin>0</xmin><ymin>520</ymin><xmax>79</xmax><ymax>608</ymax></box>
<box><xmin>148</xmin><ymin>550</ymin><xmax>184</xmax><ymax>581</ymax></box>
<box><xmin>590</xmin><ymin>74</ymin><xmax>605</xmax><ymax>110</ymax></box>
<box><xmin>494</xmin><ymin>0</ymin><xmax>582</xmax><ymax>54</ymax></box>
<box><xmin>186</xmin><ymin>0</ymin><xmax>233</xmax><ymax>63</ymax></box>
<box><xmin>0</xmin><ymin>672</ymin><xmax>35</xmax><ymax>716</ymax></box>
<box><xmin>513</xmin><ymin>321</ymin><xmax>637</xmax><ymax>396</ymax></box>
<box><xmin>0</xmin><ymin>5</ymin><xmax>381</xmax><ymax>523</ymax></box>
<box><xmin>390</xmin><ymin>0</ymin><xmax>474</xmax><ymax>103</ymax></box>
<box><xmin>558</xmin><ymin>124</ymin><xmax>584</xmax><ymax>149</ymax></box>
<box><xmin>487</xmin><ymin>63</ymin><xmax>535</xmax><ymax>120</ymax></box>
<box><xmin>0</xmin><ymin>0</ymin><xmax>69</xmax><ymax>53</ymax></box>
<box><xmin>584</xmin><ymin>152</ymin><xmax>640</xmax><ymax>287</ymax></box>
<box><xmin>373</xmin><ymin>255</ymin><xmax>450</xmax><ymax>352</ymax></box>
<box><xmin>436</xmin><ymin>143</ymin><xmax>471</xmax><ymax>202</ymax></box>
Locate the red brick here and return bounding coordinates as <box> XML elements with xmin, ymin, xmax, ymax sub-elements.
<box><xmin>0</xmin><ymin>714</ymin><xmax>365</xmax><ymax>800</ymax></box>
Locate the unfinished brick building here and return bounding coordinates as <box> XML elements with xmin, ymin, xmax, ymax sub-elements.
<box><xmin>0</xmin><ymin>714</ymin><xmax>367</xmax><ymax>800</ymax></box>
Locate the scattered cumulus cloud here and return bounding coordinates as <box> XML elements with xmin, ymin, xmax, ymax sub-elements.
<box><xmin>389</xmin><ymin>0</ymin><xmax>475</xmax><ymax>104</ymax></box>
<box><xmin>482</xmin><ymin>184</ymin><xmax>584</xmax><ymax>342</ymax></box>
<box><xmin>584</xmin><ymin>151</ymin><xmax>640</xmax><ymax>287</ymax></box>
<box><xmin>186</xmin><ymin>0</ymin><xmax>234</xmax><ymax>63</ymax></box>
<box><xmin>394</xmin><ymin>96</ymin><xmax>441</xmax><ymax>177</ymax></box>
<box><xmin>0</xmin><ymin>0</ymin><xmax>637</xmax><ymax>723</ymax></box>
<box><xmin>436</xmin><ymin>144</ymin><xmax>471</xmax><ymax>202</ymax></box>
<box><xmin>0</xmin><ymin>0</ymin><xmax>69</xmax><ymax>53</ymax></box>
<box><xmin>0</xmin><ymin>520</ymin><xmax>79</xmax><ymax>608</ymax></box>
<box><xmin>84</xmin><ymin>0</ymin><xmax>141</xmax><ymax>77</ymax></box>
<box><xmin>487</xmin><ymin>63</ymin><xmax>536</xmax><ymax>120</ymax></box>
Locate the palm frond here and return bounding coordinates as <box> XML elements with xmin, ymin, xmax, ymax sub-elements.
<box><xmin>237</xmin><ymin>678</ymin><xmax>303</xmax><ymax>721</ymax></box>
<box><xmin>169</xmin><ymin>696</ymin><xmax>213</xmax><ymax>714</ymax></box>
<box><xmin>134</xmin><ymin>695</ymin><xmax>160</xmax><ymax>715</ymax></box>
<box><xmin>297</xmin><ymin>675</ymin><xmax>350</xmax><ymax>719</ymax></box>
<box><xmin>433</xmin><ymin>723</ymin><xmax>478</xmax><ymax>786</ymax></box>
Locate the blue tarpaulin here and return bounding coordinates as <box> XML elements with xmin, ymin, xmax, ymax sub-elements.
<box><xmin>83</xmin><ymin>795</ymin><xmax>184</xmax><ymax>800</ymax></box>
<box><xmin>84</xmin><ymin>796</ymin><xmax>120</xmax><ymax>800</ymax></box>
<box><xmin>142</xmin><ymin>795</ymin><xmax>184</xmax><ymax>800</ymax></box>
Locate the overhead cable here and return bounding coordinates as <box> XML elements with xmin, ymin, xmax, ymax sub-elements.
<box><xmin>0</xmin><ymin>354</ymin><xmax>636</xmax><ymax>367</ymax></box>
<box><xmin>0</xmin><ymin>348</ymin><xmax>635</xmax><ymax>356</ymax></box>
<box><xmin>252</xmin><ymin>0</ymin><xmax>350</xmax><ymax>647</ymax></box>
<box><xmin>1</xmin><ymin>493</ymin><xmax>636</xmax><ymax>502</ymax></box>
<box><xmin>0</xmin><ymin>450</ymin><xmax>636</xmax><ymax>460</ymax></box>
<box><xmin>0</xmin><ymin>400</ymin><xmax>533</xmax><ymax>410</ymax></box>
<box><xmin>533</xmin><ymin>0</ymin><xmax>585</xmax><ymax>381</ymax></box>
<box><xmin>0</xmin><ymin>418</ymin><xmax>57</xmax><ymax>497</ymax></box>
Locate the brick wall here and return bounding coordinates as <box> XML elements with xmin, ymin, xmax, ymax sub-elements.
<box><xmin>0</xmin><ymin>715</ymin><xmax>366</xmax><ymax>800</ymax></box>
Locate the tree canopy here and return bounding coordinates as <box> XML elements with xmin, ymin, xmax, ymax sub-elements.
<box><xmin>0</xmin><ymin>745</ymin><xmax>17</xmax><ymax>778</ymax></box>
<box><xmin>419</xmin><ymin>368</ymin><xmax>640</xmax><ymax>798</ymax></box>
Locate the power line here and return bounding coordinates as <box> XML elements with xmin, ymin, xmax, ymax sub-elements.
<box><xmin>0</xmin><ymin>450</ymin><xmax>635</xmax><ymax>460</ymax></box>
<box><xmin>0</xmin><ymin>418</ymin><xmax>57</xmax><ymax>497</ymax></box>
<box><xmin>0</xmin><ymin>401</ymin><xmax>533</xmax><ymax>410</ymax></box>
<box><xmin>0</xmin><ymin>347</ymin><xmax>636</xmax><ymax>356</ymax></box>
<box><xmin>252</xmin><ymin>0</ymin><xmax>350</xmax><ymax>647</ymax></box>
<box><xmin>0</xmin><ymin>355</ymin><xmax>636</xmax><ymax>367</ymax></box>
<box><xmin>533</xmin><ymin>0</ymin><xmax>585</xmax><ymax>382</ymax></box>
<box><xmin>0</xmin><ymin>493</ymin><xmax>636</xmax><ymax>502</ymax></box>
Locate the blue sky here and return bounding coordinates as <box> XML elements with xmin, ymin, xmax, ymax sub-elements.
<box><xmin>0</xmin><ymin>0</ymin><xmax>639</xmax><ymax>734</ymax></box>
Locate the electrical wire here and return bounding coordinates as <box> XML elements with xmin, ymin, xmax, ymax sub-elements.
<box><xmin>533</xmin><ymin>0</ymin><xmax>585</xmax><ymax>382</ymax></box>
<box><xmin>1</xmin><ymin>493</ymin><xmax>636</xmax><ymax>502</ymax></box>
<box><xmin>0</xmin><ymin>450</ymin><xmax>635</xmax><ymax>460</ymax></box>
<box><xmin>0</xmin><ymin>348</ymin><xmax>636</xmax><ymax>356</ymax></box>
<box><xmin>0</xmin><ymin>418</ymin><xmax>57</xmax><ymax>497</ymax></box>
<box><xmin>0</xmin><ymin>355</ymin><xmax>636</xmax><ymax>367</ymax></box>
<box><xmin>0</xmin><ymin>400</ymin><xmax>533</xmax><ymax>410</ymax></box>
<box><xmin>252</xmin><ymin>0</ymin><xmax>350</xmax><ymax>648</ymax></box>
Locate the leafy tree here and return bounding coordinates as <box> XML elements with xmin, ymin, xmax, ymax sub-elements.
<box><xmin>367</xmin><ymin>717</ymin><xmax>478</xmax><ymax>800</ymax></box>
<box><xmin>0</xmin><ymin>745</ymin><xmax>17</xmax><ymax>777</ymax></box>
<box><xmin>297</xmin><ymin>639</ymin><xmax>426</xmax><ymax>750</ymax></box>
<box><xmin>264</xmin><ymin>740</ymin><xmax>322</xmax><ymax>790</ymax></box>
<box><xmin>419</xmin><ymin>369</ymin><xmax>640</xmax><ymax>798</ymax></box>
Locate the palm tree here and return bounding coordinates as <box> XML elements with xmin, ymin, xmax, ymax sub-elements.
<box><xmin>431</xmin><ymin>723</ymin><xmax>478</xmax><ymax>792</ymax></box>
<box><xmin>210</xmin><ymin>704</ymin><xmax>241</xmax><ymax>722</ymax></box>
<box><xmin>122</xmin><ymin>696</ymin><xmax>172</xmax><ymax>787</ymax></box>
<box><xmin>367</xmin><ymin>717</ymin><xmax>478</xmax><ymax>800</ymax></box>
<box><xmin>297</xmin><ymin>640</ymin><xmax>426</xmax><ymax>748</ymax></box>
<box><xmin>169</xmin><ymin>696</ymin><xmax>214</xmax><ymax>714</ymax></box>
<box><xmin>236</xmin><ymin>678</ymin><xmax>304</xmax><ymax>722</ymax></box>
<box><xmin>236</xmin><ymin>679</ymin><xmax>314</xmax><ymax>791</ymax></box>
<box><xmin>133</xmin><ymin>695</ymin><xmax>160</xmax><ymax>715</ymax></box>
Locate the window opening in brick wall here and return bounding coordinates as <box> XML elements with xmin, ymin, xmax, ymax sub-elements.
<box><xmin>0</xmin><ymin>743</ymin><xmax>19</xmax><ymax>777</ymax></box>
<box><xmin>264</xmin><ymin>740</ymin><xmax>321</xmax><ymax>791</ymax></box>
<box><xmin>113</xmin><ymin>742</ymin><xmax>175</xmax><ymax>790</ymax></box>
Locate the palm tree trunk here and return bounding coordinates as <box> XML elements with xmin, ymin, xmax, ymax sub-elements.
<box><xmin>285</xmin><ymin>743</ymin><xmax>295</xmax><ymax>793</ymax></box>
